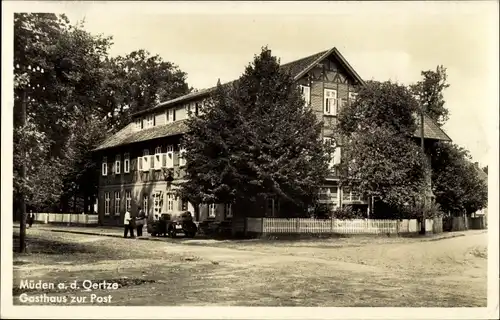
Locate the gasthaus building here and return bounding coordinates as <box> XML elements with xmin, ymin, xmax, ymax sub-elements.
<box><xmin>92</xmin><ymin>46</ymin><xmax>451</xmax><ymax>227</ymax></box>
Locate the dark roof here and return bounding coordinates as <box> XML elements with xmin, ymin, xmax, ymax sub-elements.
<box><xmin>413</xmin><ymin>115</ymin><xmax>452</xmax><ymax>142</ymax></box>
<box><xmin>94</xmin><ymin>47</ymin><xmax>451</xmax><ymax>151</ymax></box>
<box><xmin>131</xmin><ymin>47</ymin><xmax>364</xmax><ymax>118</ymax></box>
<box><xmin>93</xmin><ymin>120</ymin><xmax>188</xmax><ymax>151</ymax></box>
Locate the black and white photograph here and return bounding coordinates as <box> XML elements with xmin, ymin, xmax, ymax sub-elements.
<box><xmin>1</xmin><ymin>1</ymin><xmax>498</xmax><ymax>319</ymax></box>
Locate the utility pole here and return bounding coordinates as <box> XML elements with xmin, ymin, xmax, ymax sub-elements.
<box><xmin>18</xmin><ymin>88</ymin><xmax>27</xmax><ymax>253</ymax></box>
<box><xmin>419</xmin><ymin>105</ymin><xmax>426</xmax><ymax>235</ymax></box>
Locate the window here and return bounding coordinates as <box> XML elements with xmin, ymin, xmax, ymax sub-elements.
<box><xmin>323</xmin><ymin>137</ymin><xmax>336</xmax><ymax>169</ymax></box>
<box><xmin>343</xmin><ymin>188</ymin><xmax>361</xmax><ymax>202</ymax></box>
<box><xmin>324</xmin><ymin>89</ymin><xmax>337</xmax><ymax>115</ymax></box>
<box><xmin>319</xmin><ymin>187</ymin><xmax>338</xmax><ymax>202</ymax></box>
<box><xmin>135</xmin><ymin>119</ymin><xmax>142</xmax><ymax>130</ymax></box>
<box><xmin>115</xmin><ymin>155</ymin><xmax>121</xmax><ymax>174</ymax></box>
<box><xmin>142</xmin><ymin>149</ymin><xmax>151</xmax><ymax>171</ymax></box>
<box><xmin>124</xmin><ymin>153</ymin><xmax>130</xmax><ymax>173</ymax></box>
<box><xmin>164</xmin><ymin>145</ymin><xmax>174</xmax><ymax>168</ymax></box>
<box><xmin>143</xmin><ymin>194</ymin><xmax>149</xmax><ymax>214</ymax></box>
<box><xmin>167</xmin><ymin>193</ymin><xmax>174</xmax><ymax>212</ymax></box>
<box><xmin>102</xmin><ymin>157</ymin><xmax>108</xmax><ymax>176</ymax></box>
<box><xmin>153</xmin><ymin>191</ymin><xmax>163</xmax><ymax>215</ymax></box>
<box><xmin>209</xmin><ymin>204</ymin><xmax>216</xmax><ymax>218</ymax></box>
<box><xmin>349</xmin><ymin>92</ymin><xmax>358</xmax><ymax>102</ymax></box>
<box><xmin>299</xmin><ymin>85</ymin><xmax>311</xmax><ymax>107</ymax></box>
<box><xmin>225</xmin><ymin>204</ymin><xmax>232</xmax><ymax>218</ymax></box>
<box><xmin>267</xmin><ymin>198</ymin><xmax>279</xmax><ymax>217</ymax></box>
<box><xmin>181</xmin><ymin>199</ymin><xmax>188</xmax><ymax>211</ymax></box>
<box><xmin>154</xmin><ymin>146</ymin><xmax>162</xmax><ymax>170</ymax></box>
<box><xmin>114</xmin><ymin>191</ymin><xmax>121</xmax><ymax>215</ymax></box>
<box><xmin>166</xmin><ymin>109</ymin><xmax>175</xmax><ymax>123</ymax></box>
<box><xmin>179</xmin><ymin>147</ymin><xmax>187</xmax><ymax>167</ymax></box>
<box><xmin>146</xmin><ymin>115</ymin><xmax>155</xmax><ymax>128</ymax></box>
<box><xmin>125</xmin><ymin>190</ymin><xmax>132</xmax><ymax>211</ymax></box>
<box><xmin>104</xmin><ymin>192</ymin><xmax>110</xmax><ymax>215</ymax></box>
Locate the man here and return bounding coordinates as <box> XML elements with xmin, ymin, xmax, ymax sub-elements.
<box><xmin>123</xmin><ymin>209</ymin><xmax>135</xmax><ymax>238</ymax></box>
<box><xmin>27</xmin><ymin>210</ymin><xmax>35</xmax><ymax>228</ymax></box>
<box><xmin>136</xmin><ymin>207</ymin><xmax>146</xmax><ymax>237</ymax></box>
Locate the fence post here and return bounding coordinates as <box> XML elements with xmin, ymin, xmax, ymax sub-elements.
<box><xmin>296</xmin><ymin>218</ymin><xmax>300</xmax><ymax>233</ymax></box>
<box><xmin>260</xmin><ymin>218</ymin><xmax>264</xmax><ymax>234</ymax></box>
<box><xmin>330</xmin><ymin>217</ymin><xmax>334</xmax><ymax>233</ymax></box>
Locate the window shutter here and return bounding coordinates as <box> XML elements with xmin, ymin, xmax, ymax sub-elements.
<box><xmin>334</xmin><ymin>147</ymin><xmax>342</xmax><ymax>165</ymax></box>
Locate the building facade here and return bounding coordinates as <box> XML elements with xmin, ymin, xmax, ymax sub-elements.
<box><xmin>93</xmin><ymin>47</ymin><xmax>451</xmax><ymax>226</ymax></box>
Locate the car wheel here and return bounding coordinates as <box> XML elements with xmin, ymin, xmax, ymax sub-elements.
<box><xmin>169</xmin><ymin>228</ymin><xmax>177</xmax><ymax>238</ymax></box>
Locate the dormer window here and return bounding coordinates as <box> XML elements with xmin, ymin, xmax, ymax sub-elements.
<box><xmin>146</xmin><ymin>115</ymin><xmax>155</xmax><ymax>128</ymax></box>
<box><xmin>166</xmin><ymin>109</ymin><xmax>176</xmax><ymax>123</ymax></box>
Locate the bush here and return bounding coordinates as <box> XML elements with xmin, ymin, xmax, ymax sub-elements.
<box><xmin>331</xmin><ymin>206</ymin><xmax>365</xmax><ymax>220</ymax></box>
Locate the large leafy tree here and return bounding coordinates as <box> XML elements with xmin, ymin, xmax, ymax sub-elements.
<box><xmin>337</xmin><ymin>80</ymin><xmax>425</xmax><ymax>215</ymax></box>
<box><xmin>430</xmin><ymin>142</ymin><xmax>487</xmax><ymax>216</ymax></box>
<box><xmin>180</xmin><ymin>47</ymin><xmax>332</xmax><ymax>217</ymax></box>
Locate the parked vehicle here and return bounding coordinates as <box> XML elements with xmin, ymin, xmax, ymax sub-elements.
<box><xmin>148</xmin><ymin>211</ymin><xmax>198</xmax><ymax>238</ymax></box>
<box><xmin>147</xmin><ymin>213</ymin><xmax>169</xmax><ymax>237</ymax></box>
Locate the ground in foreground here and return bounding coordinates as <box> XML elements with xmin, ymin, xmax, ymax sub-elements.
<box><xmin>12</xmin><ymin>227</ymin><xmax>487</xmax><ymax>307</ymax></box>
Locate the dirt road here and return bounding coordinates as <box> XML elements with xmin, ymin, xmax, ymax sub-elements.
<box><xmin>12</xmin><ymin>227</ymin><xmax>487</xmax><ymax>306</ymax></box>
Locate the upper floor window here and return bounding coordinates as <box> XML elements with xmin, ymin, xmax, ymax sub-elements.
<box><xmin>324</xmin><ymin>89</ymin><xmax>338</xmax><ymax>115</ymax></box>
<box><xmin>140</xmin><ymin>149</ymin><xmax>151</xmax><ymax>171</ymax></box>
<box><xmin>349</xmin><ymin>92</ymin><xmax>358</xmax><ymax>102</ymax></box>
<box><xmin>154</xmin><ymin>146</ymin><xmax>162</xmax><ymax>170</ymax></box>
<box><xmin>115</xmin><ymin>155</ymin><xmax>121</xmax><ymax>174</ymax></box>
<box><xmin>124</xmin><ymin>153</ymin><xmax>130</xmax><ymax>173</ymax></box>
<box><xmin>179</xmin><ymin>146</ymin><xmax>187</xmax><ymax>167</ymax></box>
<box><xmin>166</xmin><ymin>109</ymin><xmax>176</xmax><ymax>123</ymax></box>
<box><xmin>102</xmin><ymin>157</ymin><xmax>108</xmax><ymax>176</ymax></box>
<box><xmin>164</xmin><ymin>145</ymin><xmax>174</xmax><ymax>169</ymax></box>
<box><xmin>145</xmin><ymin>115</ymin><xmax>155</xmax><ymax>128</ymax></box>
<box><xmin>323</xmin><ymin>137</ymin><xmax>341</xmax><ymax>168</ymax></box>
<box><xmin>299</xmin><ymin>85</ymin><xmax>311</xmax><ymax>107</ymax></box>
<box><xmin>135</xmin><ymin>119</ymin><xmax>143</xmax><ymax>131</ymax></box>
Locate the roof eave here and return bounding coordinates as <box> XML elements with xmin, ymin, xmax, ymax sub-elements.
<box><xmin>293</xmin><ymin>47</ymin><xmax>366</xmax><ymax>86</ymax></box>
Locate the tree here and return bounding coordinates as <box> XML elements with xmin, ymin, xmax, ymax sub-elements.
<box><xmin>410</xmin><ymin>65</ymin><xmax>450</xmax><ymax>127</ymax></box>
<box><xmin>179</xmin><ymin>47</ymin><xmax>332</xmax><ymax>217</ymax></box>
<box><xmin>482</xmin><ymin>165</ymin><xmax>488</xmax><ymax>175</ymax></box>
<box><xmin>337</xmin><ymin>80</ymin><xmax>425</xmax><ymax>216</ymax></box>
<box><xmin>430</xmin><ymin>142</ymin><xmax>487</xmax><ymax>216</ymax></box>
<box><xmin>102</xmin><ymin>50</ymin><xmax>192</xmax><ymax>130</ymax></box>
<box><xmin>14</xmin><ymin>13</ymin><xmax>115</xmax><ymax>218</ymax></box>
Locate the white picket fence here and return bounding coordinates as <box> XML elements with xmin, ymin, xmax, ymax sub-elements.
<box><xmin>33</xmin><ymin>213</ymin><xmax>99</xmax><ymax>225</ymax></box>
<box><xmin>246</xmin><ymin>217</ymin><xmax>440</xmax><ymax>235</ymax></box>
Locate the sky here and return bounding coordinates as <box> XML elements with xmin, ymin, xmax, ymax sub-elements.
<box><xmin>7</xmin><ymin>1</ymin><xmax>500</xmax><ymax>167</ymax></box>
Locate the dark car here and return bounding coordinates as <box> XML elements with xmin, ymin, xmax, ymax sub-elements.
<box><xmin>148</xmin><ymin>211</ymin><xmax>198</xmax><ymax>238</ymax></box>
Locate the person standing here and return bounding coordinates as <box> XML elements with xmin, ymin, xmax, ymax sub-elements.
<box><xmin>123</xmin><ymin>209</ymin><xmax>135</xmax><ymax>238</ymax></box>
<box><xmin>27</xmin><ymin>210</ymin><xmax>35</xmax><ymax>228</ymax></box>
<box><xmin>136</xmin><ymin>207</ymin><xmax>146</xmax><ymax>237</ymax></box>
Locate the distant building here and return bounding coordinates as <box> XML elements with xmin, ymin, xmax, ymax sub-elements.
<box><xmin>92</xmin><ymin>46</ymin><xmax>451</xmax><ymax>226</ymax></box>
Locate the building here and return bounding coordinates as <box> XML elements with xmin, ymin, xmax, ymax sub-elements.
<box><xmin>92</xmin><ymin>46</ymin><xmax>451</xmax><ymax>226</ymax></box>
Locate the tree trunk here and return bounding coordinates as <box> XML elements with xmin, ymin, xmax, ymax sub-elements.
<box><xmin>18</xmin><ymin>89</ymin><xmax>27</xmax><ymax>253</ymax></box>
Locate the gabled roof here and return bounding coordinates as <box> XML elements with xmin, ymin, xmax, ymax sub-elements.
<box><xmin>131</xmin><ymin>47</ymin><xmax>363</xmax><ymax>118</ymax></box>
<box><xmin>94</xmin><ymin>46</ymin><xmax>452</xmax><ymax>151</ymax></box>
<box><xmin>93</xmin><ymin>120</ymin><xmax>188</xmax><ymax>151</ymax></box>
